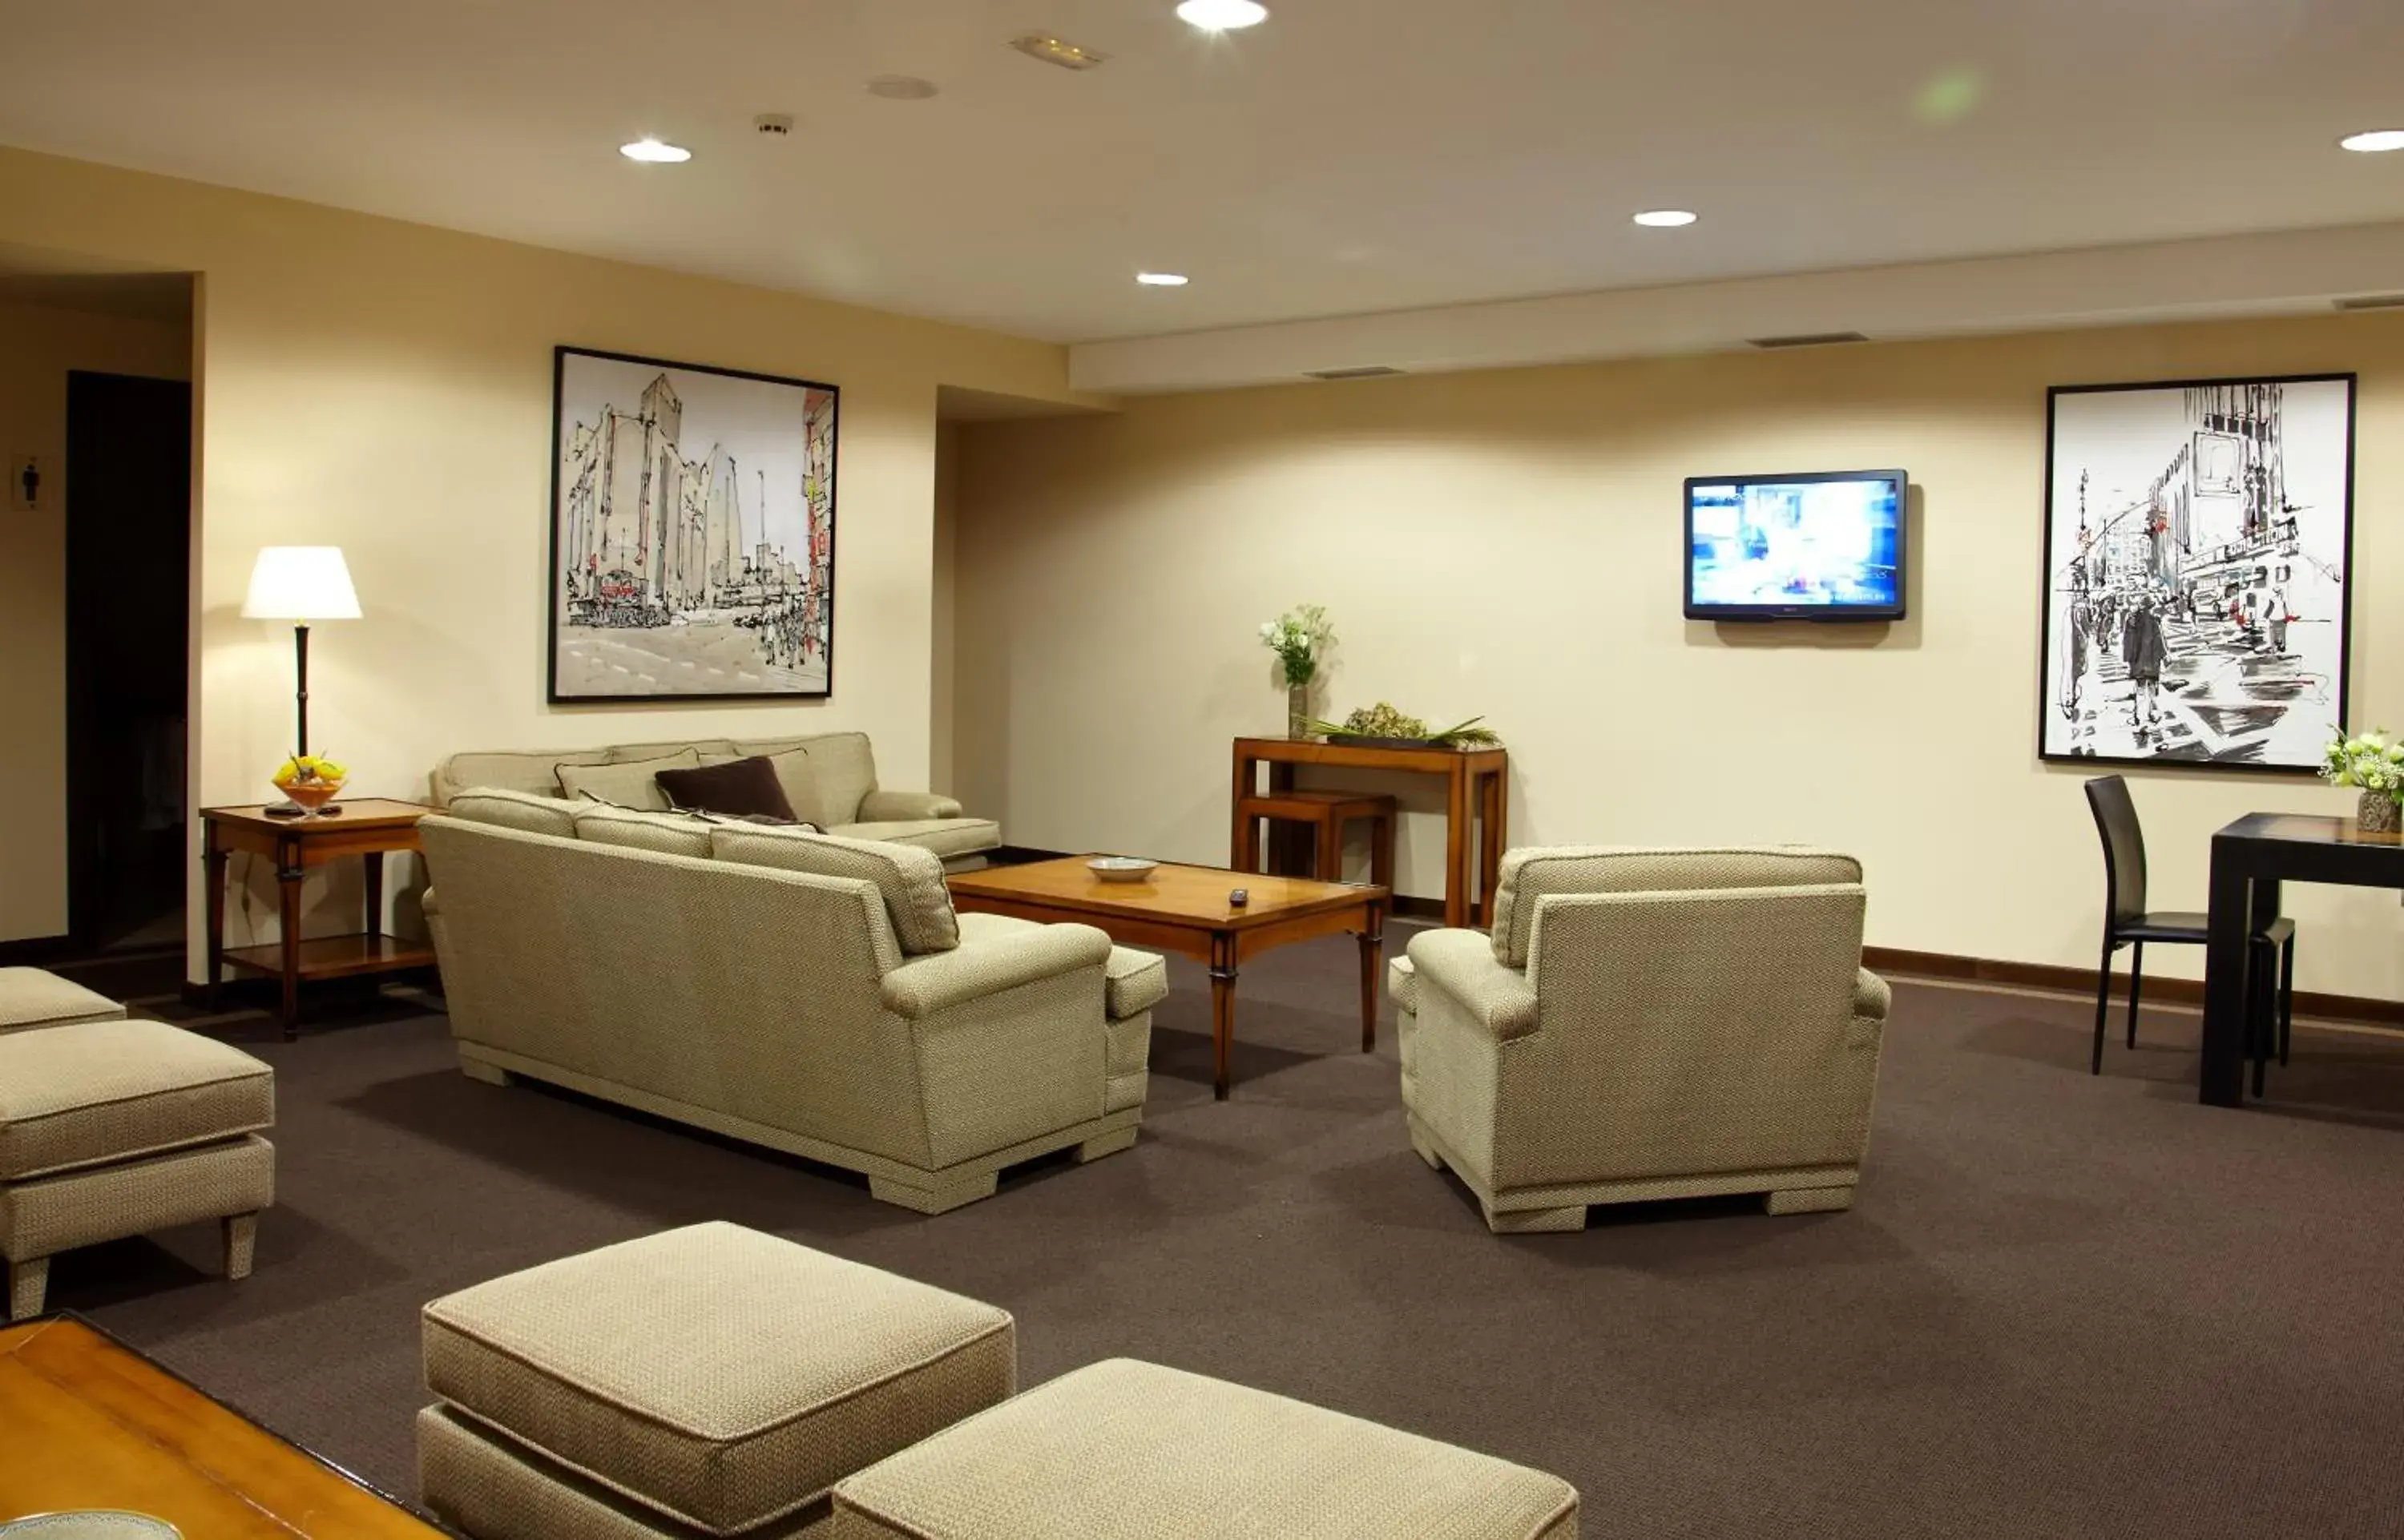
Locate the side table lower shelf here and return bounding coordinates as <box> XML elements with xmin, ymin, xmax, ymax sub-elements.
<box><xmin>219</xmin><ymin>933</ymin><xmax>439</xmax><ymax>980</ymax></box>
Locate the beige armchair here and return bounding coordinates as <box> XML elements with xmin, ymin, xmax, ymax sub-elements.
<box><xmin>1390</xmin><ymin>846</ymin><xmax>1890</xmax><ymax>1234</ymax></box>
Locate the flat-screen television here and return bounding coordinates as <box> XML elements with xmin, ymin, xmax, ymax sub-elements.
<box><xmin>1684</xmin><ymin>469</ymin><xmax>1906</xmax><ymax>621</ymax></box>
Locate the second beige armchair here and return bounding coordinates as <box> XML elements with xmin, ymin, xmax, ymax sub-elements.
<box><xmin>1391</xmin><ymin>846</ymin><xmax>1890</xmax><ymax>1234</ymax></box>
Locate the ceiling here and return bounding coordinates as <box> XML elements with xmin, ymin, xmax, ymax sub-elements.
<box><xmin>2</xmin><ymin>0</ymin><xmax>2401</xmax><ymax>345</ymax></box>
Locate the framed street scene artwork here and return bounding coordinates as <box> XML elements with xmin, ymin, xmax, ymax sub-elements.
<box><xmin>548</xmin><ymin>345</ymin><xmax>838</xmax><ymax>702</ymax></box>
<box><xmin>2039</xmin><ymin>373</ymin><xmax>2354</xmax><ymax>771</ymax></box>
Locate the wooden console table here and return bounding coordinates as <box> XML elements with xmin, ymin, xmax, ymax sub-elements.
<box><xmin>0</xmin><ymin>1315</ymin><xmax>449</xmax><ymax>1535</ymax></box>
<box><xmin>201</xmin><ymin>799</ymin><xmax>435</xmax><ymax>1039</ymax></box>
<box><xmin>1232</xmin><ymin>737</ymin><xmax>1507</xmax><ymax>929</ymax></box>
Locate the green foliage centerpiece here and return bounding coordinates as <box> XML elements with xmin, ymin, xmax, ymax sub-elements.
<box><xmin>1310</xmin><ymin>702</ymin><xmax>1502</xmax><ymax>749</ymax></box>
<box><xmin>2321</xmin><ymin>728</ymin><xmax>2404</xmax><ymax>833</ymax></box>
<box><xmin>1260</xmin><ymin>604</ymin><xmax>1336</xmax><ymax>739</ymax></box>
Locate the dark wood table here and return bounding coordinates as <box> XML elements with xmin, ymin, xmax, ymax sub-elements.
<box><xmin>1232</xmin><ymin>737</ymin><xmax>1507</xmax><ymax>929</ymax></box>
<box><xmin>0</xmin><ymin>1316</ymin><xmax>449</xmax><ymax>1535</ymax></box>
<box><xmin>200</xmin><ymin>799</ymin><xmax>435</xmax><ymax>1038</ymax></box>
<box><xmin>949</xmin><ymin>857</ymin><xmax>1386</xmax><ymax>1099</ymax></box>
<box><xmin>2201</xmin><ymin>812</ymin><xmax>2404</xmax><ymax>1106</ymax></box>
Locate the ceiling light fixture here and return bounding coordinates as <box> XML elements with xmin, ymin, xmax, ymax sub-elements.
<box><xmin>866</xmin><ymin>75</ymin><xmax>939</xmax><ymax>100</ymax></box>
<box><xmin>1176</xmin><ymin>0</ymin><xmax>1269</xmax><ymax>31</ymax></box>
<box><xmin>1632</xmin><ymin>209</ymin><xmax>1698</xmax><ymax>228</ymax></box>
<box><xmin>1010</xmin><ymin>34</ymin><xmax>1109</xmax><ymax>70</ymax></box>
<box><xmin>619</xmin><ymin>138</ymin><xmax>692</xmax><ymax>163</ymax></box>
<box><xmin>2339</xmin><ymin>128</ymin><xmax>2404</xmax><ymax>153</ymax></box>
<box><xmin>1135</xmin><ymin>272</ymin><xmax>1190</xmax><ymax>287</ymax></box>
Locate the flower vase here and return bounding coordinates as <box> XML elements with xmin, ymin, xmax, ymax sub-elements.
<box><xmin>2361</xmin><ymin>789</ymin><xmax>2402</xmax><ymax>836</ymax></box>
<box><xmin>1287</xmin><ymin>681</ymin><xmax>1312</xmax><ymax>740</ymax></box>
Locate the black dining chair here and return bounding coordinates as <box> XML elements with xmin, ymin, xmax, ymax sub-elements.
<box><xmin>2084</xmin><ymin>775</ymin><xmax>2295</xmax><ymax>1090</ymax></box>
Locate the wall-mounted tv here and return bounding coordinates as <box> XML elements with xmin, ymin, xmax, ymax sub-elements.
<box><xmin>1684</xmin><ymin>469</ymin><xmax>1906</xmax><ymax>622</ymax></box>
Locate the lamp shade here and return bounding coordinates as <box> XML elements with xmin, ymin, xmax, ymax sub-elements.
<box><xmin>242</xmin><ymin>546</ymin><xmax>361</xmax><ymax>620</ymax></box>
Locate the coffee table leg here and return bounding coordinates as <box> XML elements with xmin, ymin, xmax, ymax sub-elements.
<box><xmin>1357</xmin><ymin>905</ymin><xmax>1384</xmax><ymax>1053</ymax></box>
<box><xmin>1210</xmin><ymin>932</ymin><xmax>1238</xmax><ymax>1100</ymax></box>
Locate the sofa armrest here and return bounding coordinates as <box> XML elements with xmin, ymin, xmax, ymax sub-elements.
<box><xmin>857</xmin><ymin>789</ymin><xmax>964</xmax><ymax>822</ymax></box>
<box><xmin>1407</xmin><ymin>929</ymin><xmax>1540</xmax><ymax>1041</ymax></box>
<box><xmin>422</xmin><ymin>886</ymin><xmax>440</xmax><ymax>919</ymax></box>
<box><xmin>880</xmin><ymin>924</ymin><xmax>1112</xmax><ymax>1020</ymax></box>
<box><xmin>1853</xmin><ymin>966</ymin><xmax>1891</xmax><ymax>1022</ymax></box>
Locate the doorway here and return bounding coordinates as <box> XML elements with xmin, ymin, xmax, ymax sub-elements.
<box><xmin>66</xmin><ymin>371</ymin><xmax>192</xmax><ymax>953</ymax></box>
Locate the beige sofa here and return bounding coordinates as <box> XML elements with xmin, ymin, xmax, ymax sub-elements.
<box><xmin>419</xmin><ymin>793</ymin><xmax>1159</xmax><ymax>1213</ymax></box>
<box><xmin>431</xmin><ymin>732</ymin><xmax>999</xmax><ymax>869</ymax></box>
<box><xmin>1391</xmin><ymin>846</ymin><xmax>1890</xmax><ymax>1234</ymax></box>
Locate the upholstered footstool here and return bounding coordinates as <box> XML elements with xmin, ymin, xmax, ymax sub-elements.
<box><xmin>0</xmin><ymin>1016</ymin><xmax>276</xmax><ymax>1320</ymax></box>
<box><xmin>830</xmin><ymin>1358</ymin><xmax>1580</xmax><ymax>1539</ymax></box>
<box><xmin>419</xmin><ymin>1222</ymin><xmax>1016</xmax><ymax>1540</ymax></box>
<box><xmin>0</xmin><ymin>966</ymin><xmax>126</xmax><ymax>1034</ymax></box>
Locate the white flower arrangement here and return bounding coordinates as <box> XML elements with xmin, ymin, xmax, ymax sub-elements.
<box><xmin>2321</xmin><ymin>728</ymin><xmax>2404</xmax><ymax>800</ymax></box>
<box><xmin>1260</xmin><ymin>604</ymin><xmax>1335</xmax><ymax>687</ymax></box>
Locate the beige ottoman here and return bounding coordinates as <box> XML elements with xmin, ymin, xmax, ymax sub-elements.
<box><xmin>0</xmin><ymin>966</ymin><xmax>127</xmax><ymax>1034</ymax></box>
<box><xmin>0</xmin><ymin>1016</ymin><xmax>276</xmax><ymax>1320</ymax></box>
<box><xmin>831</xmin><ymin>1359</ymin><xmax>1580</xmax><ymax>1539</ymax></box>
<box><xmin>418</xmin><ymin>1222</ymin><xmax>1016</xmax><ymax>1539</ymax></box>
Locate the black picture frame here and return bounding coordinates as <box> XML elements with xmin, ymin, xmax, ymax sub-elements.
<box><xmin>2036</xmin><ymin>372</ymin><xmax>2355</xmax><ymax>773</ymax></box>
<box><xmin>546</xmin><ymin>345</ymin><xmax>840</xmax><ymax>703</ymax></box>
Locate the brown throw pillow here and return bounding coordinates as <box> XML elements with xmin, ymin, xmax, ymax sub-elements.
<box><xmin>655</xmin><ymin>755</ymin><xmax>797</xmax><ymax>823</ymax></box>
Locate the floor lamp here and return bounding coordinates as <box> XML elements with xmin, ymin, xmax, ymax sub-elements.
<box><xmin>242</xmin><ymin>546</ymin><xmax>360</xmax><ymax>813</ymax></box>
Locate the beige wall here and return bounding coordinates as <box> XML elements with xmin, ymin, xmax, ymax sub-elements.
<box><xmin>954</xmin><ymin>312</ymin><xmax>2404</xmax><ymax>1002</ymax></box>
<box><xmin>0</xmin><ymin>296</ymin><xmax>192</xmax><ymax>941</ymax></box>
<box><xmin>931</xmin><ymin>421</ymin><xmax>960</xmax><ymax>795</ymax></box>
<box><xmin>0</xmin><ymin>145</ymin><xmax>1098</xmax><ymax>966</ymax></box>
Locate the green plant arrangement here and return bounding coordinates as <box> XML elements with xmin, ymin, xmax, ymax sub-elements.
<box><xmin>1260</xmin><ymin>604</ymin><xmax>1336</xmax><ymax>738</ymax></box>
<box><xmin>2321</xmin><ymin>727</ymin><xmax>2404</xmax><ymax>833</ymax></box>
<box><xmin>1310</xmin><ymin>703</ymin><xmax>1502</xmax><ymax>749</ymax></box>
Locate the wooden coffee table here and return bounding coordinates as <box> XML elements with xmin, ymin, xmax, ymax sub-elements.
<box><xmin>947</xmin><ymin>857</ymin><xmax>1386</xmax><ymax>1099</ymax></box>
<box><xmin>0</xmin><ymin>1315</ymin><xmax>447</xmax><ymax>1535</ymax></box>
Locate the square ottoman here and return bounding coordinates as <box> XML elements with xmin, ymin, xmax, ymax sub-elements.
<box><xmin>419</xmin><ymin>1222</ymin><xmax>1016</xmax><ymax>1540</ymax></box>
<box><xmin>0</xmin><ymin>966</ymin><xmax>127</xmax><ymax>1035</ymax></box>
<box><xmin>830</xmin><ymin>1359</ymin><xmax>1580</xmax><ymax>1539</ymax></box>
<box><xmin>0</xmin><ymin>1016</ymin><xmax>276</xmax><ymax>1320</ymax></box>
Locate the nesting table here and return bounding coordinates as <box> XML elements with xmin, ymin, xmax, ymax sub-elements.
<box><xmin>1232</xmin><ymin>736</ymin><xmax>1507</xmax><ymax>928</ymax></box>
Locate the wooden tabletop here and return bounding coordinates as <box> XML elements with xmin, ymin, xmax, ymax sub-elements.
<box><xmin>0</xmin><ymin>1316</ymin><xmax>447</xmax><ymax>1535</ymax></box>
<box><xmin>2218</xmin><ymin>812</ymin><xmax>2403</xmax><ymax>849</ymax></box>
<box><xmin>948</xmin><ymin>857</ymin><xmax>1382</xmax><ymax>929</ymax></box>
<box><xmin>199</xmin><ymin>799</ymin><xmax>431</xmax><ymax>835</ymax></box>
<box><xmin>1232</xmin><ymin>736</ymin><xmax>1507</xmax><ymax>772</ymax></box>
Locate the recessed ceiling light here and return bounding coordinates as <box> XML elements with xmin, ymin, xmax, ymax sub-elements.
<box><xmin>619</xmin><ymin>138</ymin><xmax>691</xmax><ymax>164</ymax></box>
<box><xmin>1135</xmin><ymin>272</ymin><xmax>1190</xmax><ymax>287</ymax></box>
<box><xmin>2339</xmin><ymin>128</ymin><xmax>2404</xmax><ymax>153</ymax></box>
<box><xmin>1176</xmin><ymin>0</ymin><xmax>1269</xmax><ymax>30</ymax></box>
<box><xmin>1632</xmin><ymin>208</ymin><xmax>1698</xmax><ymax>228</ymax></box>
<box><xmin>866</xmin><ymin>75</ymin><xmax>939</xmax><ymax>100</ymax></box>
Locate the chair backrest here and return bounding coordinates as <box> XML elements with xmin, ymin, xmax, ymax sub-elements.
<box><xmin>2083</xmin><ymin>775</ymin><xmax>2148</xmax><ymax>929</ymax></box>
<box><xmin>1490</xmin><ymin>846</ymin><xmax>1863</xmax><ymax>969</ymax></box>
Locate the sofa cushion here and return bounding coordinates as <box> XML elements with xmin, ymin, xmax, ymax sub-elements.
<box><xmin>422</xmin><ymin>1222</ymin><xmax>1015</xmax><ymax>1538</ymax></box>
<box><xmin>556</xmin><ymin>750</ymin><xmax>701</xmax><ymax>812</ymax></box>
<box><xmin>831</xmin><ymin>818</ymin><xmax>1002</xmax><ymax>861</ymax></box>
<box><xmin>446</xmin><ymin>788</ymin><xmax>583</xmax><ymax>839</ymax></box>
<box><xmin>0</xmin><ymin>1018</ymin><xmax>276</xmax><ymax>1181</ymax></box>
<box><xmin>711</xmin><ymin>826</ymin><xmax>959</xmax><ymax>955</ymax></box>
<box><xmin>1490</xmin><ymin>845</ymin><xmax>1865</xmax><ymax>968</ymax></box>
<box><xmin>573</xmin><ymin>805</ymin><xmax>715</xmax><ymax>861</ymax></box>
<box><xmin>829</xmin><ymin>1358</ymin><xmax>1579</xmax><ymax>1540</ymax></box>
<box><xmin>744</xmin><ymin>733</ymin><xmax>877</xmax><ymax>828</ymax></box>
<box><xmin>607</xmin><ymin>739</ymin><xmax>736</xmax><ymax>764</ymax></box>
<box><xmin>655</xmin><ymin>756</ymin><xmax>797</xmax><ymax>823</ymax></box>
<box><xmin>439</xmin><ymin>748</ymin><xmax>611</xmax><ymax>803</ymax></box>
<box><xmin>0</xmin><ymin>968</ymin><xmax>126</xmax><ymax>1035</ymax></box>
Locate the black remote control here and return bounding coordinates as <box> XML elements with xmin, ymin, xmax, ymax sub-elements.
<box><xmin>1228</xmin><ymin>888</ymin><xmax>1249</xmax><ymax>908</ymax></box>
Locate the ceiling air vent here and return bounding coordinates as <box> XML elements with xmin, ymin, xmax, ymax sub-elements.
<box><xmin>1745</xmin><ymin>331</ymin><xmax>1870</xmax><ymax>349</ymax></box>
<box><xmin>2333</xmin><ymin>293</ymin><xmax>2404</xmax><ymax>312</ymax></box>
<box><xmin>1304</xmin><ymin>365</ymin><xmax>1406</xmax><ymax>380</ymax></box>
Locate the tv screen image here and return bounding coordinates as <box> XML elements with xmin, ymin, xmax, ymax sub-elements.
<box><xmin>1684</xmin><ymin>470</ymin><xmax>1906</xmax><ymax>620</ymax></box>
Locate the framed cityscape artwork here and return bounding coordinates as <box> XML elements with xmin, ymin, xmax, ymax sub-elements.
<box><xmin>2037</xmin><ymin>373</ymin><xmax>2354</xmax><ymax>772</ymax></box>
<box><xmin>547</xmin><ymin>345</ymin><xmax>838</xmax><ymax>702</ymax></box>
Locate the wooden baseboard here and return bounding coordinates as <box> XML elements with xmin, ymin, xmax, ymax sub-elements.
<box><xmin>1862</xmin><ymin>945</ymin><xmax>2404</xmax><ymax>1029</ymax></box>
<box><xmin>0</xmin><ymin>934</ymin><xmax>77</xmax><ymax>968</ymax></box>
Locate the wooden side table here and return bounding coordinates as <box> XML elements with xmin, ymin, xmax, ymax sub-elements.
<box><xmin>200</xmin><ymin>798</ymin><xmax>436</xmax><ymax>1038</ymax></box>
<box><xmin>1232</xmin><ymin>737</ymin><xmax>1507</xmax><ymax>929</ymax></box>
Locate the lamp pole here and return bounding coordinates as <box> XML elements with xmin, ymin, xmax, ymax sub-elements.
<box><xmin>293</xmin><ymin>622</ymin><xmax>311</xmax><ymax>760</ymax></box>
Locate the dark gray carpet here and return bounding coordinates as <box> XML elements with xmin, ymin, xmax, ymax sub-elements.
<box><xmin>50</xmin><ymin>937</ymin><xmax>2404</xmax><ymax>1538</ymax></box>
